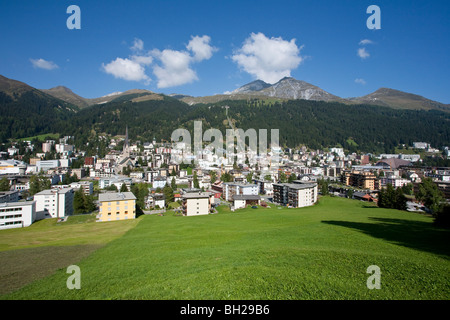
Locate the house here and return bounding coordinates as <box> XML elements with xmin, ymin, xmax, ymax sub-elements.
<box><xmin>273</xmin><ymin>182</ymin><xmax>318</xmax><ymax>208</ymax></box>
<box><xmin>223</xmin><ymin>182</ymin><xmax>258</xmax><ymax>202</ymax></box>
<box><xmin>70</xmin><ymin>181</ymin><xmax>93</xmax><ymax>195</ymax></box>
<box><xmin>0</xmin><ymin>190</ymin><xmax>20</xmax><ymax>203</ymax></box>
<box><xmin>99</xmin><ymin>177</ymin><xmax>132</xmax><ymax>190</ymax></box>
<box><xmin>97</xmin><ymin>192</ymin><xmax>137</xmax><ymax>222</ymax></box>
<box><xmin>0</xmin><ymin>201</ymin><xmax>36</xmax><ymax>230</ymax></box>
<box><xmin>71</xmin><ymin>168</ymin><xmax>86</xmax><ymax>179</ymax></box>
<box><xmin>34</xmin><ymin>188</ymin><xmax>74</xmax><ymax>218</ymax></box>
<box><xmin>181</xmin><ymin>191</ymin><xmax>213</xmax><ymax>216</ymax></box>
<box><xmin>353</xmin><ymin>192</ymin><xmax>377</xmax><ymax>202</ymax></box>
<box><xmin>146</xmin><ymin>193</ymin><xmax>165</xmax><ymax>209</ymax></box>
<box><xmin>153</xmin><ymin>176</ymin><xmax>168</xmax><ymax>189</ymax></box>
<box><xmin>253</xmin><ymin>179</ymin><xmax>274</xmax><ymax>196</ymax></box>
<box><xmin>233</xmin><ymin>194</ymin><xmax>261</xmax><ymax>210</ymax></box>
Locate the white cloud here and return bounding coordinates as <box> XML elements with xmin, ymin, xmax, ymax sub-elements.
<box><xmin>151</xmin><ymin>49</ymin><xmax>198</xmax><ymax>88</ymax></box>
<box><xmin>357</xmin><ymin>47</ymin><xmax>370</xmax><ymax>59</ymax></box>
<box><xmin>131</xmin><ymin>55</ymin><xmax>153</xmax><ymax>66</ymax></box>
<box><xmin>30</xmin><ymin>58</ymin><xmax>59</xmax><ymax>70</ymax></box>
<box><xmin>231</xmin><ymin>32</ymin><xmax>303</xmax><ymax>84</ymax></box>
<box><xmin>359</xmin><ymin>39</ymin><xmax>373</xmax><ymax>45</ymax></box>
<box><xmin>130</xmin><ymin>38</ymin><xmax>144</xmax><ymax>52</ymax></box>
<box><xmin>102</xmin><ymin>35</ymin><xmax>216</xmax><ymax>88</ymax></box>
<box><xmin>150</xmin><ymin>35</ymin><xmax>216</xmax><ymax>88</ymax></box>
<box><xmin>186</xmin><ymin>35</ymin><xmax>217</xmax><ymax>62</ymax></box>
<box><xmin>101</xmin><ymin>57</ymin><xmax>150</xmax><ymax>84</ymax></box>
<box><xmin>355</xmin><ymin>78</ymin><xmax>366</xmax><ymax>85</ymax></box>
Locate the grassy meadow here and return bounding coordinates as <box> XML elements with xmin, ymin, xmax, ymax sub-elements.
<box><xmin>1</xmin><ymin>196</ymin><xmax>449</xmax><ymax>300</ymax></box>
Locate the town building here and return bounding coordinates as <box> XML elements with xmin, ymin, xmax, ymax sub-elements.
<box><xmin>342</xmin><ymin>170</ymin><xmax>380</xmax><ymax>191</ymax></box>
<box><xmin>146</xmin><ymin>193</ymin><xmax>165</xmax><ymax>209</ymax></box>
<box><xmin>70</xmin><ymin>181</ymin><xmax>93</xmax><ymax>195</ymax></box>
<box><xmin>0</xmin><ymin>190</ymin><xmax>20</xmax><ymax>203</ymax></box>
<box><xmin>223</xmin><ymin>182</ymin><xmax>258</xmax><ymax>202</ymax></box>
<box><xmin>0</xmin><ymin>160</ymin><xmax>27</xmax><ymax>175</ymax></box>
<box><xmin>97</xmin><ymin>192</ymin><xmax>137</xmax><ymax>222</ymax></box>
<box><xmin>232</xmin><ymin>194</ymin><xmax>261</xmax><ymax>210</ymax></box>
<box><xmin>273</xmin><ymin>182</ymin><xmax>318</xmax><ymax>208</ymax></box>
<box><xmin>34</xmin><ymin>188</ymin><xmax>74</xmax><ymax>218</ymax></box>
<box><xmin>181</xmin><ymin>191</ymin><xmax>213</xmax><ymax>216</ymax></box>
<box><xmin>0</xmin><ymin>201</ymin><xmax>36</xmax><ymax>230</ymax></box>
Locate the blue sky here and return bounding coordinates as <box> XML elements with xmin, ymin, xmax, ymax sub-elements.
<box><xmin>1</xmin><ymin>0</ymin><xmax>449</xmax><ymax>103</ymax></box>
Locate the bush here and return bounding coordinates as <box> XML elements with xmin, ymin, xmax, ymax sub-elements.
<box><xmin>434</xmin><ymin>205</ymin><xmax>450</xmax><ymax>228</ymax></box>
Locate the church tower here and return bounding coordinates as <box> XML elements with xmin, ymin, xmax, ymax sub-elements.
<box><xmin>123</xmin><ymin>126</ymin><xmax>130</xmax><ymax>157</ymax></box>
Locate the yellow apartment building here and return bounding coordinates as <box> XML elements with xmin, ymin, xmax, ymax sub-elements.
<box><xmin>97</xmin><ymin>192</ymin><xmax>136</xmax><ymax>222</ymax></box>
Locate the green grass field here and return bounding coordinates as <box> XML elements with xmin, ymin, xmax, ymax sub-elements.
<box><xmin>1</xmin><ymin>197</ymin><xmax>449</xmax><ymax>300</ymax></box>
<box><xmin>18</xmin><ymin>133</ymin><xmax>59</xmax><ymax>142</ymax></box>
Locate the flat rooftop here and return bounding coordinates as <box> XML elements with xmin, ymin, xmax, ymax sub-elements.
<box><xmin>182</xmin><ymin>192</ymin><xmax>211</xmax><ymax>199</ymax></box>
<box><xmin>99</xmin><ymin>192</ymin><xmax>136</xmax><ymax>202</ymax></box>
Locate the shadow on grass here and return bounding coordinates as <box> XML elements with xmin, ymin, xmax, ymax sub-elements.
<box><xmin>322</xmin><ymin>217</ymin><xmax>450</xmax><ymax>258</ymax></box>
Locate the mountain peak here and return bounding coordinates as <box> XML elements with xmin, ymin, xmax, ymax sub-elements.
<box><xmin>231</xmin><ymin>79</ymin><xmax>271</xmax><ymax>94</ymax></box>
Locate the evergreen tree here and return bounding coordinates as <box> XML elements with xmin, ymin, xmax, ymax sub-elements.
<box><xmin>193</xmin><ymin>171</ymin><xmax>200</xmax><ymax>189</ymax></box>
<box><xmin>0</xmin><ymin>177</ymin><xmax>10</xmax><ymax>191</ymax></box>
<box><xmin>288</xmin><ymin>173</ymin><xmax>296</xmax><ymax>183</ymax></box>
<box><xmin>347</xmin><ymin>189</ymin><xmax>354</xmax><ymax>199</ymax></box>
<box><xmin>416</xmin><ymin>178</ymin><xmax>445</xmax><ymax>214</ymax></box>
<box><xmin>120</xmin><ymin>183</ymin><xmax>128</xmax><ymax>192</ymax></box>
<box><xmin>378</xmin><ymin>184</ymin><xmax>407</xmax><ymax>211</ymax></box>
<box><xmin>73</xmin><ymin>188</ymin><xmax>86</xmax><ymax>214</ymax></box>
<box><xmin>171</xmin><ymin>176</ymin><xmax>177</xmax><ymax>190</ymax></box>
<box><xmin>163</xmin><ymin>184</ymin><xmax>174</xmax><ymax>205</ymax></box>
<box><xmin>210</xmin><ymin>171</ymin><xmax>217</xmax><ymax>183</ymax></box>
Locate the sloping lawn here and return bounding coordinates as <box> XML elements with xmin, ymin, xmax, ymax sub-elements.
<box><xmin>1</xmin><ymin>197</ymin><xmax>449</xmax><ymax>299</ymax></box>
<box><xmin>0</xmin><ymin>214</ymin><xmax>139</xmax><ymax>295</ymax></box>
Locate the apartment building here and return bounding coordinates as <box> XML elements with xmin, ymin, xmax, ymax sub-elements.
<box><xmin>181</xmin><ymin>192</ymin><xmax>213</xmax><ymax>216</ymax></box>
<box><xmin>98</xmin><ymin>192</ymin><xmax>136</xmax><ymax>222</ymax></box>
<box><xmin>34</xmin><ymin>188</ymin><xmax>74</xmax><ymax>218</ymax></box>
<box><xmin>70</xmin><ymin>181</ymin><xmax>93</xmax><ymax>195</ymax></box>
<box><xmin>223</xmin><ymin>182</ymin><xmax>258</xmax><ymax>202</ymax></box>
<box><xmin>0</xmin><ymin>201</ymin><xmax>36</xmax><ymax>230</ymax></box>
<box><xmin>342</xmin><ymin>170</ymin><xmax>379</xmax><ymax>191</ymax></box>
<box><xmin>273</xmin><ymin>182</ymin><xmax>318</xmax><ymax>208</ymax></box>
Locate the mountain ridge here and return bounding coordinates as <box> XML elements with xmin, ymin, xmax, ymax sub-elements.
<box><xmin>2</xmin><ymin>74</ymin><xmax>449</xmax><ymax>112</ymax></box>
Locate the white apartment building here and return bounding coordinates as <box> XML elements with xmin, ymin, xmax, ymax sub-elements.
<box><xmin>34</xmin><ymin>188</ymin><xmax>74</xmax><ymax>218</ymax></box>
<box><xmin>0</xmin><ymin>201</ymin><xmax>36</xmax><ymax>230</ymax></box>
<box><xmin>181</xmin><ymin>192</ymin><xmax>213</xmax><ymax>216</ymax></box>
<box><xmin>273</xmin><ymin>182</ymin><xmax>318</xmax><ymax>208</ymax></box>
<box><xmin>223</xmin><ymin>182</ymin><xmax>259</xmax><ymax>202</ymax></box>
<box><xmin>70</xmin><ymin>181</ymin><xmax>93</xmax><ymax>195</ymax></box>
<box><xmin>36</xmin><ymin>160</ymin><xmax>60</xmax><ymax>173</ymax></box>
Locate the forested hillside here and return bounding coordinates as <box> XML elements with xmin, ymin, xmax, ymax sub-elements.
<box><xmin>2</xmin><ymin>91</ymin><xmax>449</xmax><ymax>154</ymax></box>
